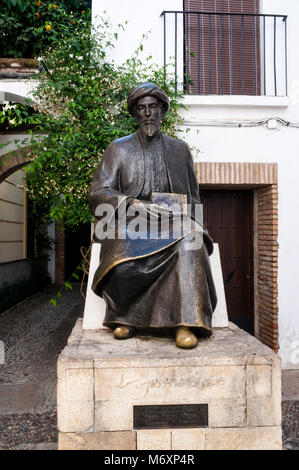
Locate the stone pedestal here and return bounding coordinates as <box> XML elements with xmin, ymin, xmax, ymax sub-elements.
<box><xmin>57</xmin><ymin>320</ymin><xmax>282</xmax><ymax>450</ymax></box>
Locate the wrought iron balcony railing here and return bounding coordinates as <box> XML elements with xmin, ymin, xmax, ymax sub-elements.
<box><xmin>161</xmin><ymin>11</ymin><xmax>288</xmax><ymax>97</ymax></box>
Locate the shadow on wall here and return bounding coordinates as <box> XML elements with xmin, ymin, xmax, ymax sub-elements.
<box><xmin>0</xmin><ymin>257</ymin><xmax>50</xmax><ymax>314</ymax></box>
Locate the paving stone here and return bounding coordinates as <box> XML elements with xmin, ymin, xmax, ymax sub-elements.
<box><xmin>282</xmin><ymin>400</ymin><xmax>299</xmax><ymax>447</ymax></box>
<box><xmin>282</xmin><ymin>370</ymin><xmax>299</xmax><ymax>401</ymax></box>
<box><xmin>13</xmin><ymin>442</ymin><xmax>58</xmax><ymax>450</ymax></box>
<box><xmin>0</xmin><ymin>410</ymin><xmax>57</xmax><ymax>450</ymax></box>
<box><xmin>0</xmin><ymin>285</ymin><xmax>84</xmax><ymax>449</ymax></box>
<box><xmin>0</xmin><ymin>383</ymin><xmax>39</xmax><ymax>415</ymax></box>
<box><xmin>0</xmin><ymin>284</ymin><xmax>84</xmax><ymax>412</ymax></box>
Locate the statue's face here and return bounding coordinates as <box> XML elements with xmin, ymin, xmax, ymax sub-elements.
<box><xmin>135</xmin><ymin>96</ymin><xmax>162</xmax><ymax>137</ymax></box>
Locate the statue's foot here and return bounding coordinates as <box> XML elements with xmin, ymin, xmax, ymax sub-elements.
<box><xmin>175</xmin><ymin>327</ymin><xmax>198</xmax><ymax>349</ymax></box>
<box><xmin>113</xmin><ymin>326</ymin><xmax>134</xmax><ymax>340</ymax></box>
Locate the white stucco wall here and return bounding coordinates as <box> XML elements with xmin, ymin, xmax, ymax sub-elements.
<box><xmin>0</xmin><ymin>80</ymin><xmax>35</xmax><ymax>105</ymax></box>
<box><xmin>92</xmin><ymin>0</ymin><xmax>299</xmax><ymax>368</ymax></box>
<box><xmin>92</xmin><ymin>0</ymin><xmax>183</xmax><ymax>67</ymax></box>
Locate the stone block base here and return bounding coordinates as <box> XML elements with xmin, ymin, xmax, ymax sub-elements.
<box><xmin>57</xmin><ymin>319</ymin><xmax>282</xmax><ymax>450</ymax></box>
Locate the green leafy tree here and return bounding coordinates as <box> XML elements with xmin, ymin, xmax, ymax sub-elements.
<box><xmin>22</xmin><ymin>14</ymin><xmax>187</xmax><ymax>229</ymax></box>
<box><xmin>0</xmin><ymin>101</ymin><xmax>39</xmax><ymax>131</ymax></box>
<box><xmin>0</xmin><ymin>0</ymin><xmax>91</xmax><ymax>58</ymax></box>
<box><xmin>0</xmin><ymin>12</ymin><xmax>191</xmax><ymax>303</ymax></box>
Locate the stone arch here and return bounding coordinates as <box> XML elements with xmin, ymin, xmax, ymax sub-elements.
<box><xmin>0</xmin><ymin>147</ymin><xmax>32</xmax><ymax>183</ymax></box>
<box><xmin>0</xmin><ymin>91</ymin><xmax>36</xmax><ymax>107</ymax></box>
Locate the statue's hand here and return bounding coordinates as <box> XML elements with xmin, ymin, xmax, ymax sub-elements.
<box><xmin>128</xmin><ymin>199</ymin><xmax>172</xmax><ymax>220</ymax></box>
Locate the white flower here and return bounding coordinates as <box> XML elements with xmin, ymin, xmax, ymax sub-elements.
<box><xmin>3</xmin><ymin>102</ymin><xmax>16</xmax><ymax>111</ymax></box>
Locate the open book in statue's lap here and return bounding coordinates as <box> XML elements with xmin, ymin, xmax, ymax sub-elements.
<box><xmin>88</xmin><ymin>82</ymin><xmax>217</xmax><ymax>349</ymax></box>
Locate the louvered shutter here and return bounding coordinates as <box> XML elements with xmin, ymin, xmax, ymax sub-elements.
<box><xmin>184</xmin><ymin>0</ymin><xmax>260</xmax><ymax>95</ymax></box>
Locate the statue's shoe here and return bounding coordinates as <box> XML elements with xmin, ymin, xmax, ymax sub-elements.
<box><xmin>113</xmin><ymin>326</ymin><xmax>134</xmax><ymax>340</ymax></box>
<box><xmin>175</xmin><ymin>327</ymin><xmax>198</xmax><ymax>349</ymax></box>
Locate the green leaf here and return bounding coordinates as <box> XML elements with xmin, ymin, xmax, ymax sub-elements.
<box><xmin>19</xmin><ymin>13</ymin><xmax>191</xmax><ymax>233</ymax></box>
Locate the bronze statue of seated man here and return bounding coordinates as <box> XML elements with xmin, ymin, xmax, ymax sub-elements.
<box><xmin>88</xmin><ymin>82</ymin><xmax>217</xmax><ymax>349</ymax></box>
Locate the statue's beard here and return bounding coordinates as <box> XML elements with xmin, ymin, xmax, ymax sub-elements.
<box><xmin>140</xmin><ymin>122</ymin><xmax>160</xmax><ymax>138</ymax></box>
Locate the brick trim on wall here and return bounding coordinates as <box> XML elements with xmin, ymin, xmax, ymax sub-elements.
<box><xmin>195</xmin><ymin>161</ymin><xmax>278</xmax><ymax>186</ymax></box>
<box><xmin>255</xmin><ymin>184</ymin><xmax>279</xmax><ymax>351</ymax></box>
<box><xmin>195</xmin><ymin>162</ymin><xmax>279</xmax><ymax>352</ymax></box>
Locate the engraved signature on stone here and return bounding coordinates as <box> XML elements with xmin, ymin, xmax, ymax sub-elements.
<box><xmin>116</xmin><ymin>373</ymin><xmax>225</xmax><ymax>400</ymax></box>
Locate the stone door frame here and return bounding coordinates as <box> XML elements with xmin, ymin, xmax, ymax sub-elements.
<box><xmin>195</xmin><ymin>162</ymin><xmax>279</xmax><ymax>352</ymax></box>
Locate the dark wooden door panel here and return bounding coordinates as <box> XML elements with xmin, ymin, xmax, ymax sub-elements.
<box><xmin>200</xmin><ymin>189</ymin><xmax>254</xmax><ymax>334</ymax></box>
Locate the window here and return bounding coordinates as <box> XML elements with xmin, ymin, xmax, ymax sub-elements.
<box><xmin>183</xmin><ymin>0</ymin><xmax>260</xmax><ymax>95</ymax></box>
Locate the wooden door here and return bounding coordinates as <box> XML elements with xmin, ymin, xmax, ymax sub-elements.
<box><xmin>65</xmin><ymin>223</ymin><xmax>91</xmax><ymax>281</ymax></box>
<box><xmin>200</xmin><ymin>189</ymin><xmax>254</xmax><ymax>333</ymax></box>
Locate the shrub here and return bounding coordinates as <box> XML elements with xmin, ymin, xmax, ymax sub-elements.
<box><xmin>0</xmin><ymin>274</ymin><xmax>50</xmax><ymax>313</ymax></box>
<box><xmin>0</xmin><ymin>0</ymin><xmax>91</xmax><ymax>58</ymax></box>
<box><xmin>21</xmin><ymin>14</ymin><xmax>188</xmax><ymax>228</ymax></box>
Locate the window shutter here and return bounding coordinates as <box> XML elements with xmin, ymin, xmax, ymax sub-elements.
<box><xmin>183</xmin><ymin>0</ymin><xmax>260</xmax><ymax>95</ymax></box>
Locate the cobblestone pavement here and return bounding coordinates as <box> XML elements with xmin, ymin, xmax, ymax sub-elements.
<box><xmin>0</xmin><ymin>284</ymin><xmax>84</xmax><ymax>450</ymax></box>
<box><xmin>0</xmin><ymin>285</ymin><xmax>298</xmax><ymax>450</ymax></box>
<box><xmin>281</xmin><ymin>370</ymin><xmax>299</xmax><ymax>450</ymax></box>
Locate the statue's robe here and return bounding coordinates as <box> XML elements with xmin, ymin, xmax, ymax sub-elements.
<box><xmin>88</xmin><ymin>130</ymin><xmax>217</xmax><ymax>336</ymax></box>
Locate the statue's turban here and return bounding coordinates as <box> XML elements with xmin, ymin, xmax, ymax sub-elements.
<box><xmin>127</xmin><ymin>82</ymin><xmax>170</xmax><ymax>117</ymax></box>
